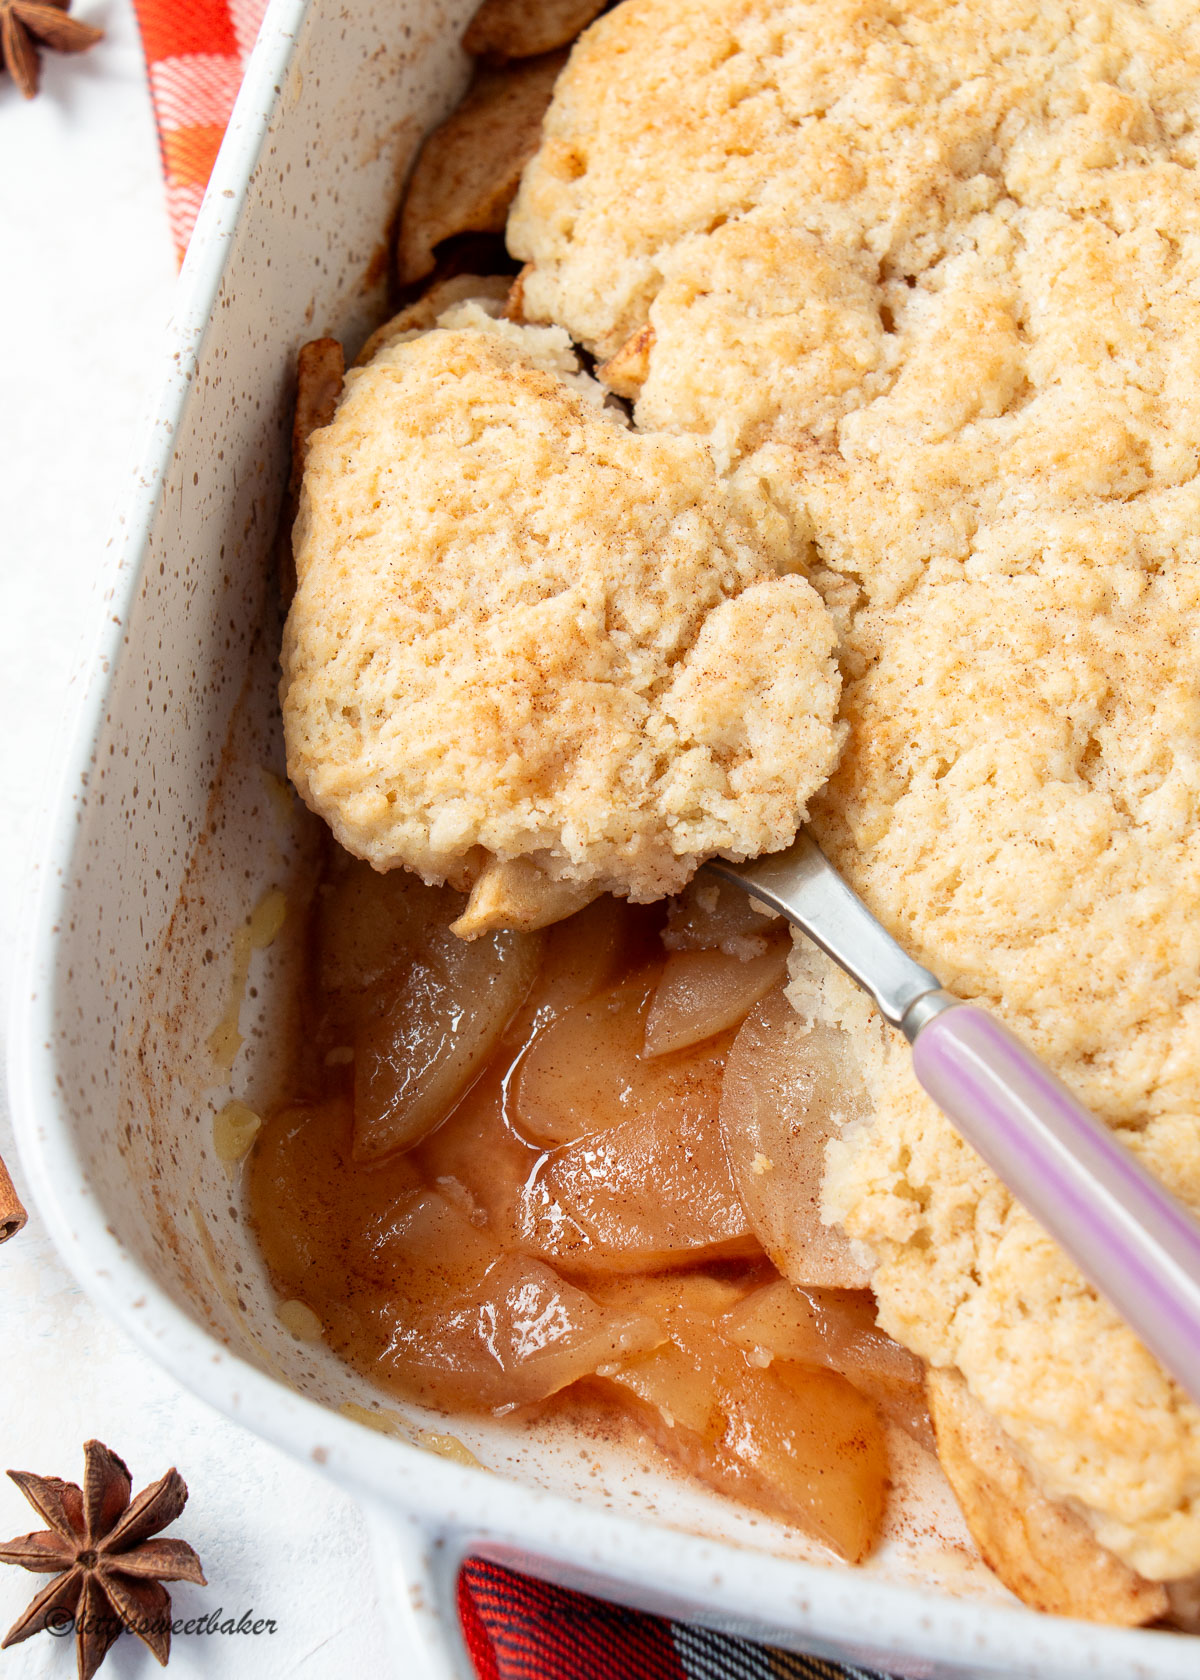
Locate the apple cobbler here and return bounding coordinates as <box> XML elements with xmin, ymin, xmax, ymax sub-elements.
<box><xmin>250</xmin><ymin>0</ymin><xmax>1200</xmax><ymax>1625</ymax></box>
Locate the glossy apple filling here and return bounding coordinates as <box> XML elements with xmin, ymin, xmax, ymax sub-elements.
<box><xmin>248</xmin><ymin>851</ymin><xmax>930</xmax><ymax>1561</ymax></box>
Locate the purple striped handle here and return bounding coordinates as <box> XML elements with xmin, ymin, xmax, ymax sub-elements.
<box><xmin>913</xmin><ymin>1004</ymin><xmax>1200</xmax><ymax>1405</ymax></box>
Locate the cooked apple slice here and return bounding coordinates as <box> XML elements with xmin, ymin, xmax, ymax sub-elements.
<box><xmin>723</xmin><ymin>1279</ymin><xmax>933</xmax><ymax>1449</ymax></box>
<box><xmin>281</xmin><ymin>338</ymin><xmax>344</xmax><ymax>603</ymax></box>
<box><xmin>249</xmin><ymin>1096</ymin><xmax>425</xmax><ymax>1295</ymax></box>
<box><xmin>723</xmin><ymin>1280</ymin><xmax>921</xmax><ymax>1385</ymax></box>
<box><xmin>512</xmin><ymin>967</ymin><xmax>759</xmax><ymax>1267</ymax></box>
<box><xmin>598</xmin><ymin>323</ymin><xmax>654</xmax><ymax>400</ymax></box>
<box><xmin>424</xmin><ymin>1061</ymin><xmax>754</xmax><ymax>1272</ymax></box>
<box><xmin>514</xmin><ymin>948</ymin><xmax>765</xmax><ymax>1144</ymax></box>
<box><xmin>250</xmin><ymin>1110</ymin><xmax>662</xmax><ymax>1413</ymax></box>
<box><xmin>353</xmin><ymin>922</ymin><xmax>541</xmax><ymax>1159</ymax></box>
<box><xmin>315</xmin><ymin>858</ymin><xmax>542</xmax><ymax>1160</ymax></box>
<box><xmin>513</xmin><ymin>893</ymin><xmax>646</xmax><ymax>1036</ymax></box>
<box><xmin>518</xmin><ymin>1106</ymin><xmax>759</xmax><ymax>1272</ymax></box>
<box><xmin>317</xmin><ymin>855</ymin><xmax>464</xmax><ymax>994</ymax></box>
<box><xmin>643</xmin><ymin>942</ymin><xmax>789</xmax><ymax>1058</ymax></box>
<box><xmin>719</xmin><ymin>989</ymin><xmax>872</xmax><ymax>1288</ymax></box>
<box><xmin>512</xmin><ymin>969</ymin><xmax>656</xmax><ymax>1145</ymax></box>
<box><xmin>326</xmin><ymin>1189</ymin><xmax>662</xmax><ymax>1412</ymax></box>
<box><xmin>663</xmin><ymin>876</ymin><xmax>782</xmax><ymax>955</ymax></box>
<box><xmin>596</xmin><ymin>1271</ymin><xmax>753</xmax><ymax>1324</ymax></box>
<box><xmin>397</xmin><ymin>53</ymin><xmax>567</xmax><ymax>285</ymax></box>
<box><xmin>416</xmin><ymin>1080</ymin><xmax>540</xmax><ymax>1246</ymax></box>
<box><xmin>754</xmin><ymin>1359</ymin><xmax>889</xmax><ymax>1560</ymax></box>
<box><xmin>364</xmin><ymin>1249</ymin><xmax>663</xmax><ymax>1413</ymax></box>
<box><xmin>517</xmin><ymin>1037</ymin><xmax>759</xmax><ymax>1272</ymax></box>
<box><xmin>450</xmin><ymin>856</ymin><xmax>598</xmax><ymax>938</ymax></box>
<box><xmin>463</xmin><ymin>0</ymin><xmax>605</xmax><ymax>59</ymax></box>
<box><xmin>598</xmin><ymin>1274</ymin><xmax>888</xmax><ymax>1561</ymax></box>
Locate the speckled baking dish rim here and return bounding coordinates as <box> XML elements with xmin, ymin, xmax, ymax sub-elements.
<box><xmin>8</xmin><ymin>1</ymin><xmax>1197</xmax><ymax>1675</ymax></box>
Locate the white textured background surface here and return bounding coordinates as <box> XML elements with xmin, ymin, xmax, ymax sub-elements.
<box><xmin>0</xmin><ymin>4</ymin><xmax>393</xmax><ymax>1673</ymax></box>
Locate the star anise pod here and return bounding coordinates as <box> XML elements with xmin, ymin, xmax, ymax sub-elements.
<box><xmin>0</xmin><ymin>1440</ymin><xmax>206</xmax><ymax>1680</ymax></box>
<box><xmin>1</xmin><ymin>0</ymin><xmax>102</xmax><ymax>100</ymax></box>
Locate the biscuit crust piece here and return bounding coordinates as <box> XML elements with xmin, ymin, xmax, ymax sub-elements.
<box><xmin>281</xmin><ymin>307</ymin><xmax>842</xmax><ymax>908</ymax></box>
<box><xmin>513</xmin><ymin>0</ymin><xmax>1200</xmax><ymax>1581</ymax></box>
<box><xmin>354</xmin><ymin>273</ymin><xmax>512</xmax><ymax>367</ymax></box>
<box><xmin>928</xmin><ymin>1369</ymin><xmax>1167</xmax><ymax>1626</ymax></box>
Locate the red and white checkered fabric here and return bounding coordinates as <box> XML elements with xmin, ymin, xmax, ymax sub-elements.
<box><xmin>133</xmin><ymin>0</ymin><xmax>267</xmax><ymax>255</ymax></box>
<box><xmin>459</xmin><ymin>1559</ymin><xmax>895</xmax><ymax>1680</ymax></box>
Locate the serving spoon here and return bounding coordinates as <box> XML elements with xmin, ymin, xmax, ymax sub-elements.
<box><xmin>705</xmin><ymin>831</ymin><xmax>1200</xmax><ymax>1407</ymax></box>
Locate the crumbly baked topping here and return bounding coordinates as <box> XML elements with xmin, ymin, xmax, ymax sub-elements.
<box><xmin>281</xmin><ymin>304</ymin><xmax>842</xmax><ymax>905</ymax></box>
<box><xmin>511</xmin><ymin>0</ymin><xmax>1200</xmax><ymax>1579</ymax></box>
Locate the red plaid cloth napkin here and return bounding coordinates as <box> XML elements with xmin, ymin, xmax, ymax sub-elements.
<box><xmin>134</xmin><ymin>0</ymin><xmax>268</xmax><ymax>254</ymax></box>
<box><xmin>128</xmin><ymin>3</ymin><xmax>899</xmax><ymax>1674</ymax></box>
<box><xmin>460</xmin><ymin>1560</ymin><xmax>895</xmax><ymax>1680</ymax></box>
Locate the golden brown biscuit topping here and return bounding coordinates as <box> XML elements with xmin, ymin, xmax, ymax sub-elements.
<box><xmin>282</xmin><ymin>306</ymin><xmax>843</xmax><ymax>908</ymax></box>
<box><xmin>512</xmin><ymin>0</ymin><xmax>1200</xmax><ymax>1579</ymax></box>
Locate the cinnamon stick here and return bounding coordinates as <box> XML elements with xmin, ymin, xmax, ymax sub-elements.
<box><xmin>0</xmin><ymin>1155</ymin><xmax>27</xmax><ymax>1242</ymax></box>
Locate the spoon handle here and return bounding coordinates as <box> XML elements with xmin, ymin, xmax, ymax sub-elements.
<box><xmin>704</xmin><ymin>838</ymin><xmax>1200</xmax><ymax>1405</ymax></box>
<box><xmin>912</xmin><ymin>1002</ymin><xmax>1200</xmax><ymax>1405</ymax></box>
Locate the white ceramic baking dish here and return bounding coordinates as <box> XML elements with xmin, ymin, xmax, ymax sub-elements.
<box><xmin>9</xmin><ymin>1</ymin><xmax>1198</xmax><ymax>1675</ymax></box>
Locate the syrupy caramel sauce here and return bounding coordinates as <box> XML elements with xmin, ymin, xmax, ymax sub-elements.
<box><xmin>248</xmin><ymin>841</ymin><xmax>928</xmax><ymax>1559</ymax></box>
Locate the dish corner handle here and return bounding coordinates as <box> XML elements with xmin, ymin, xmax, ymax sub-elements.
<box><xmin>364</xmin><ymin>1504</ymin><xmax>471</xmax><ymax>1680</ymax></box>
